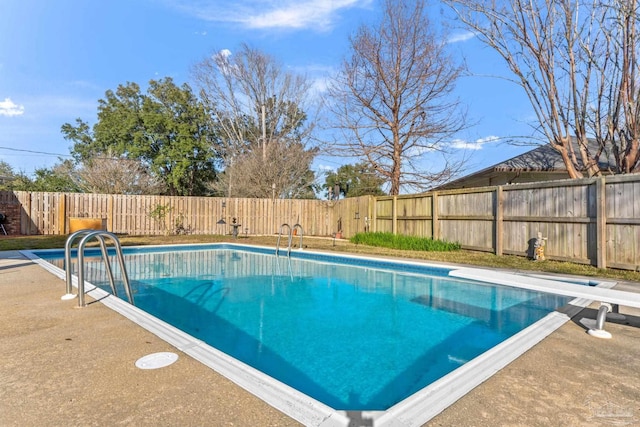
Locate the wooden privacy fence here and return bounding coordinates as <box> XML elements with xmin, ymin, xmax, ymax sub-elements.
<box><xmin>4</xmin><ymin>191</ymin><xmax>369</xmax><ymax>239</ymax></box>
<box><xmin>373</xmin><ymin>174</ymin><xmax>640</xmax><ymax>271</ymax></box>
<box><xmin>2</xmin><ymin>173</ymin><xmax>638</xmax><ymax>270</ymax></box>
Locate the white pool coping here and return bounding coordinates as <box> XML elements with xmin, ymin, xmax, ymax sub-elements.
<box><xmin>22</xmin><ymin>245</ymin><xmax>616</xmax><ymax>427</ymax></box>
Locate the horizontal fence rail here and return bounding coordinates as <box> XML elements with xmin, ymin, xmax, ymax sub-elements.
<box><xmin>1</xmin><ymin>173</ymin><xmax>639</xmax><ymax>270</ymax></box>
<box><xmin>4</xmin><ymin>192</ymin><xmax>370</xmax><ymax>240</ymax></box>
<box><xmin>371</xmin><ymin>174</ymin><xmax>639</xmax><ymax>271</ymax></box>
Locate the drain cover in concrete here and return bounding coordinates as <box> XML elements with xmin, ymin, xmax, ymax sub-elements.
<box><xmin>135</xmin><ymin>352</ymin><xmax>179</xmax><ymax>369</ymax></box>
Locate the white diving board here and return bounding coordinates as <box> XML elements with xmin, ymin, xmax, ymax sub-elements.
<box><xmin>449</xmin><ymin>268</ymin><xmax>640</xmax><ymax>339</ymax></box>
<box><xmin>449</xmin><ymin>268</ymin><xmax>640</xmax><ymax>308</ymax></box>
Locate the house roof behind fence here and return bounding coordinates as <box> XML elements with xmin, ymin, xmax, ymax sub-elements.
<box><xmin>433</xmin><ymin>139</ymin><xmax>617</xmax><ymax>191</ymax></box>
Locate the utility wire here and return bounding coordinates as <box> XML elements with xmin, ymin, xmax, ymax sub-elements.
<box><xmin>0</xmin><ymin>146</ymin><xmax>72</xmax><ymax>158</ymax></box>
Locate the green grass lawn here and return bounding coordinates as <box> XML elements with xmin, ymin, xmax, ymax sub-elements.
<box><xmin>3</xmin><ymin>233</ymin><xmax>640</xmax><ymax>283</ymax></box>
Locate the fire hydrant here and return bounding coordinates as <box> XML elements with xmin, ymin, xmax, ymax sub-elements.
<box><xmin>533</xmin><ymin>232</ymin><xmax>547</xmax><ymax>261</ymax></box>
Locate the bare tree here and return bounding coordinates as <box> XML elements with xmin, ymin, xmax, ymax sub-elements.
<box><xmin>445</xmin><ymin>0</ymin><xmax>640</xmax><ymax>177</ymax></box>
<box><xmin>210</xmin><ymin>141</ymin><xmax>317</xmax><ymax>199</ymax></box>
<box><xmin>192</xmin><ymin>44</ymin><xmax>318</xmax><ymax>197</ymax></box>
<box><xmin>77</xmin><ymin>152</ymin><xmax>165</xmax><ymax>195</ymax></box>
<box><xmin>327</xmin><ymin>0</ymin><xmax>468</xmax><ymax>195</ymax></box>
<box><xmin>599</xmin><ymin>0</ymin><xmax>640</xmax><ymax>173</ymax></box>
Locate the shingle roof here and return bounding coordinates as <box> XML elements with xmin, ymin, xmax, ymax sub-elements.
<box><xmin>491</xmin><ymin>144</ymin><xmax>566</xmax><ymax>172</ymax></box>
<box><xmin>491</xmin><ymin>139</ymin><xmax>616</xmax><ymax>172</ymax></box>
<box><xmin>432</xmin><ymin>139</ymin><xmax>617</xmax><ymax>191</ymax></box>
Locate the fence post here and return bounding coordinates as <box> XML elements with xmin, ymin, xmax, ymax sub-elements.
<box><xmin>108</xmin><ymin>195</ymin><xmax>114</xmax><ymax>232</ymax></box>
<box><xmin>431</xmin><ymin>192</ymin><xmax>439</xmax><ymax>240</ymax></box>
<box><xmin>26</xmin><ymin>192</ymin><xmax>33</xmax><ymax>235</ymax></box>
<box><xmin>58</xmin><ymin>193</ymin><xmax>66</xmax><ymax>235</ymax></box>
<box><xmin>392</xmin><ymin>196</ymin><xmax>398</xmax><ymax>235</ymax></box>
<box><xmin>371</xmin><ymin>196</ymin><xmax>377</xmax><ymax>233</ymax></box>
<box><xmin>495</xmin><ymin>186</ymin><xmax>504</xmax><ymax>256</ymax></box>
<box><xmin>596</xmin><ymin>177</ymin><xmax>607</xmax><ymax>269</ymax></box>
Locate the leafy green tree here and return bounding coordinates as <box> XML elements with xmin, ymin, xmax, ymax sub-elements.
<box><xmin>0</xmin><ymin>161</ymin><xmax>33</xmax><ymax>191</ymax></box>
<box><xmin>9</xmin><ymin>174</ymin><xmax>34</xmax><ymax>191</ymax></box>
<box><xmin>324</xmin><ymin>163</ymin><xmax>386</xmax><ymax>198</ymax></box>
<box><xmin>62</xmin><ymin>78</ymin><xmax>219</xmax><ymax>196</ymax></box>
<box><xmin>29</xmin><ymin>160</ymin><xmax>82</xmax><ymax>192</ymax></box>
<box><xmin>0</xmin><ymin>161</ymin><xmax>18</xmax><ymax>190</ymax></box>
<box><xmin>0</xmin><ymin>160</ymin><xmax>15</xmax><ymax>179</ymax></box>
<box><xmin>0</xmin><ymin>160</ymin><xmax>80</xmax><ymax>192</ymax></box>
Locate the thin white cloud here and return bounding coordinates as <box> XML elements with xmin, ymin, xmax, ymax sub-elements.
<box><xmin>244</xmin><ymin>0</ymin><xmax>362</xmax><ymax>30</ymax></box>
<box><xmin>476</xmin><ymin>135</ymin><xmax>501</xmax><ymax>144</ymax></box>
<box><xmin>294</xmin><ymin>64</ymin><xmax>334</xmax><ymax>96</ymax></box>
<box><xmin>0</xmin><ymin>98</ymin><xmax>25</xmax><ymax>117</ymax></box>
<box><xmin>21</xmin><ymin>94</ymin><xmax>98</xmax><ymax>120</ymax></box>
<box><xmin>164</xmin><ymin>0</ymin><xmax>372</xmax><ymax>31</ymax></box>
<box><xmin>310</xmin><ymin>76</ymin><xmax>330</xmax><ymax>95</ymax></box>
<box><xmin>451</xmin><ymin>135</ymin><xmax>500</xmax><ymax>150</ymax></box>
<box><xmin>67</xmin><ymin>80</ymin><xmax>103</xmax><ymax>91</ymax></box>
<box><xmin>214</xmin><ymin>49</ymin><xmax>239</xmax><ymax>76</ymax></box>
<box><xmin>316</xmin><ymin>164</ymin><xmax>336</xmax><ymax>173</ymax></box>
<box><xmin>448</xmin><ymin>31</ymin><xmax>476</xmax><ymax>44</ymax></box>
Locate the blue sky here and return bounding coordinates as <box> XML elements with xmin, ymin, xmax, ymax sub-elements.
<box><xmin>0</xmin><ymin>0</ymin><xmax>537</xmax><ymax>184</ymax></box>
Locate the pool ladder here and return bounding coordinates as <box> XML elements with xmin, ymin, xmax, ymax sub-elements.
<box><xmin>275</xmin><ymin>223</ymin><xmax>304</xmax><ymax>256</ymax></box>
<box><xmin>62</xmin><ymin>230</ymin><xmax>134</xmax><ymax>308</ymax></box>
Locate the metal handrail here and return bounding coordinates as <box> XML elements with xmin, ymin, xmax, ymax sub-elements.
<box><xmin>63</xmin><ymin>230</ymin><xmax>107</xmax><ymax>300</ymax></box>
<box><xmin>275</xmin><ymin>223</ymin><xmax>304</xmax><ymax>257</ymax></box>
<box><xmin>292</xmin><ymin>223</ymin><xmax>304</xmax><ymax>252</ymax></box>
<box><xmin>276</xmin><ymin>223</ymin><xmax>292</xmax><ymax>256</ymax></box>
<box><xmin>64</xmin><ymin>230</ymin><xmax>133</xmax><ymax>307</ymax></box>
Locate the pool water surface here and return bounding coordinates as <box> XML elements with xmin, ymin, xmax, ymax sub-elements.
<box><xmin>37</xmin><ymin>245</ymin><xmax>570</xmax><ymax>410</ymax></box>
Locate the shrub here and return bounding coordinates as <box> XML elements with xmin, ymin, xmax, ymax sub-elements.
<box><xmin>350</xmin><ymin>232</ymin><xmax>461</xmax><ymax>251</ymax></box>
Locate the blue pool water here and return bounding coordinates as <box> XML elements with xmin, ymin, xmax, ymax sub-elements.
<box><xmin>37</xmin><ymin>245</ymin><xmax>570</xmax><ymax>410</ymax></box>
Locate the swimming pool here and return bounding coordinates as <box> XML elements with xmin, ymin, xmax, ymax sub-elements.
<box><xmin>27</xmin><ymin>243</ymin><xmax>593</xmax><ymax>425</ymax></box>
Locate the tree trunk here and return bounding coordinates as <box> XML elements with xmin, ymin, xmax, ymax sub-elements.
<box><xmin>554</xmin><ymin>143</ymin><xmax>583</xmax><ymax>179</ymax></box>
<box><xmin>623</xmin><ymin>139</ymin><xmax>640</xmax><ymax>173</ymax></box>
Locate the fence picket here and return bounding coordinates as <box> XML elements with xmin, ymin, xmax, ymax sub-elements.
<box><xmin>2</xmin><ymin>174</ymin><xmax>640</xmax><ymax>270</ymax></box>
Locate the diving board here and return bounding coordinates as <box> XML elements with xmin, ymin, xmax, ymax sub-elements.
<box><xmin>449</xmin><ymin>268</ymin><xmax>640</xmax><ymax>338</ymax></box>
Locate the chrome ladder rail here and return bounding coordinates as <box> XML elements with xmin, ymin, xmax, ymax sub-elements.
<box><xmin>276</xmin><ymin>223</ymin><xmax>292</xmax><ymax>256</ymax></box>
<box><xmin>63</xmin><ymin>230</ymin><xmax>134</xmax><ymax>307</ymax></box>
<box><xmin>62</xmin><ymin>230</ymin><xmax>105</xmax><ymax>300</ymax></box>
<box><xmin>292</xmin><ymin>223</ymin><xmax>304</xmax><ymax>252</ymax></box>
<box><xmin>276</xmin><ymin>223</ymin><xmax>304</xmax><ymax>257</ymax></box>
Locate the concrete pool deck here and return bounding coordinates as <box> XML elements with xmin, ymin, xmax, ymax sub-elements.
<box><xmin>1</xmin><ymin>250</ymin><xmax>639</xmax><ymax>426</ymax></box>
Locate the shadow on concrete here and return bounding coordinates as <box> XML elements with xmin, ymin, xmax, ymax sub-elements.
<box><xmin>0</xmin><ymin>261</ymin><xmax>34</xmax><ymax>271</ymax></box>
<box><xmin>569</xmin><ymin>306</ymin><xmax>640</xmax><ymax>331</ymax></box>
